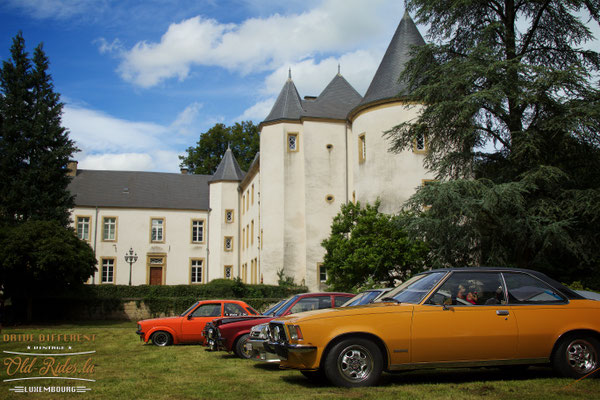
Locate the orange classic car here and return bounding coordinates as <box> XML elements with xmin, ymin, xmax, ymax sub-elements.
<box><xmin>137</xmin><ymin>299</ymin><xmax>258</xmax><ymax>346</ymax></box>
<box><xmin>267</xmin><ymin>268</ymin><xmax>600</xmax><ymax>387</ymax></box>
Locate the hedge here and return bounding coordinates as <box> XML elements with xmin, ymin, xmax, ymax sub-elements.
<box><xmin>5</xmin><ymin>279</ymin><xmax>307</xmax><ymax>322</ymax></box>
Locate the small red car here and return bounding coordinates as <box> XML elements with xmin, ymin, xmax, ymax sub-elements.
<box><xmin>204</xmin><ymin>292</ymin><xmax>354</xmax><ymax>358</ymax></box>
<box><xmin>136</xmin><ymin>299</ymin><xmax>258</xmax><ymax>346</ymax></box>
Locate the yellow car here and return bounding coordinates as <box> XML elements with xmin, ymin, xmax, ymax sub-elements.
<box><xmin>267</xmin><ymin>268</ymin><xmax>600</xmax><ymax>387</ymax></box>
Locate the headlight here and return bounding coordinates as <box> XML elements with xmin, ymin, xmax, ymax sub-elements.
<box><xmin>207</xmin><ymin>328</ymin><xmax>215</xmax><ymax>339</ymax></box>
<box><xmin>287</xmin><ymin>325</ymin><xmax>303</xmax><ymax>341</ymax></box>
<box><xmin>250</xmin><ymin>323</ymin><xmax>269</xmax><ymax>339</ymax></box>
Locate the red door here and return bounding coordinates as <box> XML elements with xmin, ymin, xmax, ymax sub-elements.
<box><xmin>150</xmin><ymin>267</ymin><xmax>162</xmax><ymax>285</ymax></box>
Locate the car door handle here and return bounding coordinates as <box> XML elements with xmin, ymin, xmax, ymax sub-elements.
<box><xmin>496</xmin><ymin>310</ymin><xmax>509</xmax><ymax>316</ymax></box>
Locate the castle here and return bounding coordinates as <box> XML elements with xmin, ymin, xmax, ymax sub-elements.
<box><xmin>68</xmin><ymin>12</ymin><xmax>434</xmax><ymax>291</ymax></box>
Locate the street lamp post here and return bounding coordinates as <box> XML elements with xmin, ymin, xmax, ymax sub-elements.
<box><xmin>124</xmin><ymin>247</ymin><xmax>138</xmax><ymax>286</ymax></box>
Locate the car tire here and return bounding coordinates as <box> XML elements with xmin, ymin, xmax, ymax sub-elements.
<box><xmin>234</xmin><ymin>334</ymin><xmax>252</xmax><ymax>359</ymax></box>
<box><xmin>552</xmin><ymin>334</ymin><xmax>599</xmax><ymax>379</ymax></box>
<box><xmin>301</xmin><ymin>369</ymin><xmax>326</xmax><ymax>383</ymax></box>
<box><xmin>151</xmin><ymin>331</ymin><xmax>173</xmax><ymax>347</ymax></box>
<box><xmin>323</xmin><ymin>338</ymin><xmax>383</xmax><ymax>387</ymax></box>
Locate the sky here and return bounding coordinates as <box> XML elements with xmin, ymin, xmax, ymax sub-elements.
<box><xmin>1</xmin><ymin>0</ymin><xmax>599</xmax><ymax>173</ymax></box>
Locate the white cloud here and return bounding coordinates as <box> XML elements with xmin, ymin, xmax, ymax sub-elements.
<box><xmin>62</xmin><ymin>104</ymin><xmax>198</xmax><ymax>172</ymax></box>
<box><xmin>235</xmin><ymin>98</ymin><xmax>277</xmax><ymax>122</ymax></box>
<box><xmin>116</xmin><ymin>0</ymin><xmax>400</xmax><ymax>87</ymax></box>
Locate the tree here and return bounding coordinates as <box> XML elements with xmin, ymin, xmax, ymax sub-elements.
<box><xmin>0</xmin><ymin>33</ymin><xmax>78</xmax><ymax>227</ymax></box>
<box><xmin>179</xmin><ymin>121</ymin><xmax>259</xmax><ymax>175</ymax></box>
<box><xmin>0</xmin><ymin>220</ymin><xmax>97</xmax><ymax>321</ymax></box>
<box><xmin>321</xmin><ymin>201</ymin><xmax>428</xmax><ymax>292</ymax></box>
<box><xmin>387</xmin><ymin>1</ymin><xmax>600</xmax><ymax>288</ymax></box>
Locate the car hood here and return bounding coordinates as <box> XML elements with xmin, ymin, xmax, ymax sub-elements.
<box><xmin>272</xmin><ymin>302</ymin><xmax>410</xmax><ymax>324</ymax></box>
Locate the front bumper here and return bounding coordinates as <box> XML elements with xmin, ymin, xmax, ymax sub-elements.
<box><xmin>136</xmin><ymin>329</ymin><xmax>145</xmax><ymax>342</ymax></box>
<box><xmin>266</xmin><ymin>341</ymin><xmax>316</xmax><ymax>361</ymax></box>
<box><xmin>247</xmin><ymin>338</ymin><xmax>280</xmax><ymax>362</ymax></box>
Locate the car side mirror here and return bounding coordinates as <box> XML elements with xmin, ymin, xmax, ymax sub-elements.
<box><xmin>187</xmin><ymin>314</ymin><xmax>193</xmax><ymax>320</ymax></box>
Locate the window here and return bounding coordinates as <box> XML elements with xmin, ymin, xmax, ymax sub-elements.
<box><xmin>242</xmin><ymin>263</ymin><xmax>247</xmax><ymax>283</ymax></box>
<box><xmin>224</xmin><ymin>265</ymin><xmax>233</xmax><ymax>279</ymax></box>
<box><xmin>101</xmin><ymin>258</ymin><xmax>115</xmax><ymax>284</ymax></box>
<box><xmin>151</xmin><ymin>218</ymin><xmax>165</xmax><ymax>242</ymax></box>
<box><xmin>246</xmin><ymin>224</ymin><xmax>249</xmax><ymax>248</ymax></box>
<box><xmin>242</xmin><ymin>195</ymin><xmax>245</xmax><ymax>215</ymax></box>
<box><xmin>334</xmin><ymin>295</ymin><xmax>352</xmax><ymax>307</ymax></box>
<box><xmin>251</xmin><ymin>184</ymin><xmax>254</xmax><ymax>205</ymax></box>
<box><xmin>325</xmin><ymin>195</ymin><xmax>335</xmax><ymax>203</ymax></box>
<box><xmin>358</xmin><ymin>133</ymin><xmax>366</xmax><ymax>163</ymax></box>
<box><xmin>224</xmin><ymin>236</ymin><xmax>233</xmax><ymax>251</ymax></box>
<box><xmin>287</xmin><ymin>133</ymin><xmax>299</xmax><ymax>152</ymax></box>
<box><xmin>225</xmin><ymin>210</ymin><xmax>234</xmax><ymax>223</ymax></box>
<box><xmin>318</xmin><ymin>264</ymin><xmax>327</xmax><ymax>283</ymax></box>
<box><xmin>102</xmin><ymin>217</ymin><xmax>117</xmax><ymax>241</ymax></box>
<box><xmin>413</xmin><ymin>133</ymin><xmax>427</xmax><ymax>153</ymax></box>
<box><xmin>191</xmin><ymin>219</ymin><xmax>205</xmax><ymax>243</ymax></box>
<box><xmin>76</xmin><ymin>216</ymin><xmax>90</xmax><ymax>241</ymax></box>
<box><xmin>425</xmin><ymin>272</ymin><xmax>505</xmax><ymax>306</ymax></box>
<box><xmin>191</xmin><ymin>303</ymin><xmax>221</xmax><ymax>317</ymax></box>
<box><xmin>246</xmin><ymin>190</ymin><xmax>250</xmax><ymax>211</ymax></box>
<box><xmin>503</xmin><ymin>272</ymin><xmax>567</xmax><ymax>304</ymax></box>
<box><xmin>251</xmin><ymin>220</ymin><xmax>254</xmax><ymax>245</ymax></box>
<box><xmin>224</xmin><ymin>303</ymin><xmax>249</xmax><ymax>316</ymax></box>
<box><xmin>242</xmin><ymin>228</ymin><xmax>245</xmax><ymax>249</ymax></box>
<box><xmin>290</xmin><ymin>297</ymin><xmax>332</xmax><ymax>314</ymax></box>
<box><xmin>190</xmin><ymin>259</ymin><xmax>203</xmax><ymax>284</ymax></box>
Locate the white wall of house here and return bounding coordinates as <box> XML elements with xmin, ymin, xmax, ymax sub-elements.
<box><xmin>239</xmin><ymin>171</ymin><xmax>260</xmax><ymax>284</ymax></box>
<box><xmin>72</xmin><ymin>206</ymin><xmax>209</xmax><ymax>285</ymax></box>
<box><xmin>208</xmin><ymin>181</ymin><xmax>239</xmax><ymax>281</ymax></box>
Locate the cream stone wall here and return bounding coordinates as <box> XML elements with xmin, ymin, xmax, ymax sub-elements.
<box><xmin>259</xmin><ymin>121</ymin><xmax>305</xmax><ymax>286</ymax></box>
<box><xmin>240</xmin><ymin>171</ymin><xmax>260</xmax><ymax>283</ymax></box>
<box><xmin>351</xmin><ymin>102</ymin><xmax>435</xmax><ymax>215</ymax></box>
<box><xmin>301</xmin><ymin>119</ymin><xmax>349</xmax><ymax>290</ymax></box>
<box><xmin>72</xmin><ymin>206</ymin><xmax>209</xmax><ymax>285</ymax></box>
<box><xmin>208</xmin><ymin>181</ymin><xmax>239</xmax><ymax>280</ymax></box>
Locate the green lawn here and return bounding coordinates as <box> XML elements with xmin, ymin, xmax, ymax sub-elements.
<box><xmin>0</xmin><ymin>322</ymin><xmax>598</xmax><ymax>399</ymax></box>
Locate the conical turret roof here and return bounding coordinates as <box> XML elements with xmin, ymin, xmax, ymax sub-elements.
<box><xmin>304</xmin><ymin>73</ymin><xmax>362</xmax><ymax>119</ymax></box>
<box><xmin>358</xmin><ymin>11</ymin><xmax>425</xmax><ymax>108</ymax></box>
<box><xmin>209</xmin><ymin>147</ymin><xmax>245</xmax><ymax>183</ymax></box>
<box><xmin>263</xmin><ymin>71</ymin><xmax>304</xmax><ymax>123</ymax></box>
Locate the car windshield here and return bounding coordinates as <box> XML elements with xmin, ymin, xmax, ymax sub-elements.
<box><xmin>262</xmin><ymin>299</ymin><xmax>287</xmax><ymax>316</ymax></box>
<box><xmin>342</xmin><ymin>290</ymin><xmax>383</xmax><ymax>307</ymax></box>
<box><xmin>378</xmin><ymin>272</ymin><xmax>447</xmax><ymax>304</ymax></box>
<box><xmin>180</xmin><ymin>301</ymin><xmax>199</xmax><ymax>317</ymax></box>
<box><xmin>272</xmin><ymin>295</ymin><xmax>300</xmax><ymax>317</ymax></box>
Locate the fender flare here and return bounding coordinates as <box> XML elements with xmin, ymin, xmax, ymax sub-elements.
<box><xmin>145</xmin><ymin>326</ymin><xmax>179</xmax><ymax>344</ymax></box>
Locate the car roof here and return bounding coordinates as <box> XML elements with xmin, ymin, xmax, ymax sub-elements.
<box><xmin>417</xmin><ymin>267</ymin><xmax>584</xmax><ymax>300</ymax></box>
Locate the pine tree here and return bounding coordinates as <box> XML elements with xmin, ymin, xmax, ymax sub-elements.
<box><xmin>0</xmin><ymin>33</ymin><xmax>77</xmax><ymax>227</ymax></box>
<box><xmin>387</xmin><ymin>1</ymin><xmax>600</xmax><ymax>288</ymax></box>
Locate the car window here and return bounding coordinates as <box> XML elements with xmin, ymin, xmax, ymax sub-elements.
<box><xmin>383</xmin><ymin>272</ymin><xmax>447</xmax><ymax>304</ymax></box>
<box><xmin>273</xmin><ymin>295</ymin><xmax>299</xmax><ymax>317</ymax></box>
<box><xmin>224</xmin><ymin>303</ymin><xmax>249</xmax><ymax>316</ymax></box>
<box><xmin>180</xmin><ymin>301</ymin><xmax>199</xmax><ymax>316</ymax></box>
<box><xmin>263</xmin><ymin>299</ymin><xmax>286</xmax><ymax>315</ymax></box>
<box><xmin>334</xmin><ymin>295</ymin><xmax>352</xmax><ymax>307</ymax></box>
<box><xmin>425</xmin><ymin>272</ymin><xmax>505</xmax><ymax>306</ymax></box>
<box><xmin>191</xmin><ymin>303</ymin><xmax>222</xmax><ymax>317</ymax></box>
<box><xmin>503</xmin><ymin>272</ymin><xmax>567</xmax><ymax>304</ymax></box>
<box><xmin>289</xmin><ymin>297</ymin><xmax>331</xmax><ymax>314</ymax></box>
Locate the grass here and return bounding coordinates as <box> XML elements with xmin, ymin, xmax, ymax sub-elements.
<box><xmin>0</xmin><ymin>322</ymin><xmax>598</xmax><ymax>399</ymax></box>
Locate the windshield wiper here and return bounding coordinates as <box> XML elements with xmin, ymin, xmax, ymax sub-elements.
<box><xmin>380</xmin><ymin>297</ymin><xmax>401</xmax><ymax>304</ymax></box>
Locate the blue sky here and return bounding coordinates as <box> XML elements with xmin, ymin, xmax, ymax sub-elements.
<box><xmin>1</xmin><ymin>1</ymin><xmax>599</xmax><ymax>173</ymax></box>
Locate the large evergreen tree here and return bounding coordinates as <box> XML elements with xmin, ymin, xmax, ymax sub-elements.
<box><xmin>0</xmin><ymin>33</ymin><xmax>77</xmax><ymax>227</ymax></box>
<box><xmin>387</xmin><ymin>1</ymin><xmax>600</xmax><ymax>288</ymax></box>
<box><xmin>179</xmin><ymin>121</ymin><xmax>259</xmax><ymax>175</ymax></box>
<box><xmin>0</xmin><ymin>34</ymin><xmax>96</xmax><ymax>320</ymax></box>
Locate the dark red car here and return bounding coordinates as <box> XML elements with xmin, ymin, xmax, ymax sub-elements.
<box><xmin>204</xmin><ymin>292</ymin><xmax>353</xmax><ymax>358</ymax></box>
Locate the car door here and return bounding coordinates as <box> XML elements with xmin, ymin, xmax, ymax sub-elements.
<box><xmin>410</xmin><ymin>271</ymin><xmax>518</xmax><ymax>364</ymax></box>
<box><xmin>181</xmin><ymin>302</ymin><xmax>223</xmax><ymax>342</ymax></box>
<box><xmin>501</xmin><ymin>271</ymin><xmax>571</xmax><ymax>360</ymax></box>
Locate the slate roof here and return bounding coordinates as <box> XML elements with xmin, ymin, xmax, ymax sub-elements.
<box><xmin>303</xmin><ymin>73</ymin><xmax>362</xmax><ymax>119</ymax></box>
<box><xmin>357</xmin><ymin>11</ymin><xmax>425</xmax><ymax>108</ymax></box>
<box><xmin>263</xmin><ymin>74</ymin><xmax>304</xmax><ymax>123</ymax></box>
<box><xmin>69</xmin><ymin>170</ymin><xmax>210</xmax><ymax>210</ymax></box>
<box><xmin>208</xmin><ymin>147</ymin><xmax>245</xmax><ymax>183</ymax></box>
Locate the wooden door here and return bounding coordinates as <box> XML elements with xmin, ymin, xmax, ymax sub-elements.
<box><xmin>150</xmin><ymin>267</ymin><xmax>162</xmax><ymax>285</ymax></box>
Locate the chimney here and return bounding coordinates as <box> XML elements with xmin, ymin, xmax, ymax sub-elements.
<box><xmin>180</xmin><ymin>167</ymin><xmax>189</xmax><ymax>174</ymax></box>
<box><xmin>67</xmin><ymin>160</ymin><xmax>78</xmax><ymax>176</ymax></box>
